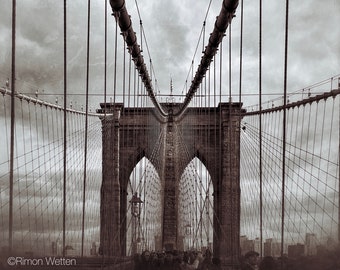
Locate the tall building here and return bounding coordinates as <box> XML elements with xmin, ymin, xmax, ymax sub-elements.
<box><xmin>240</xmin><ymin>235</ymin><xmax>248</xmax><ymax>256</ymax></box>
<box><xmin>326</xmin><ymin>237</ymin><xmax>337</xmax><ymax>251</ymax></box>
<box><xmin>51</xmin><ymin>239</ymin><xmax>62</xmax><ymax>256</ymax></box>
<box><xmin>254</xmin><ymin>237</ymin><xmax>261</xmax><ymax>254</ymax></box>
<box><xmin>264</xmin><ymin>238</ymin><xmax>281</xmax><ymax>257</ymax></box>
<box><xmin>90</xmin><ymin>242</ymin><xmax>97</xmax><ymax>256</ymax></box>
<box><xmin>240</xmin><ymin>235</ymin><xmax>261</xmax><ymax>256</ymax></box>
<box><xmin>272</xmin><ymin>242</ymin><xmax>281</xmax><ymax>257</ymax></box>
<box><xmin>305</xmin><ymin>233</ymin><xmax>317</xmax><ymax>256</ymax></box>
<box><xmin>264</xmin><ymin>238</ymin><xmax>273</xmax><ymax>257</ymax></box>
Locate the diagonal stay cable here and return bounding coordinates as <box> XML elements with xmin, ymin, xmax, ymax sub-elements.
<box><xmin>175</xmin><ymin>0</ymin><xmax>239</xmax><ymax>119</ymax></box>
<box><xmin>109</xmin><ymin>0</ymin><xmax>167</xmax><ymax>117</ymax></box>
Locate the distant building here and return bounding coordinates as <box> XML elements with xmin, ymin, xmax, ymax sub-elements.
<box><xmin>264</xmin><ymin>239</ymin><xmax>273</xmax><ymax>257</ymax></box>
<box><xmin>52</xmin><ymin>240</ymin><xmax>62</xmax><ymax>256</ymax></box>
<box><xmin>240</xmin><ymin>235</ymin><xmax>248</xmax><ymax>255</ymax></box>
<box><xmin>288</xmin><ymin>243</ymin><xmax>304</xmax><ymax>258</ymax></box>
<box><xmin>326</xmin><ymin>237</ymin><xmax>337</xmax><ymax>250</ymax></box>
<box><xmin>263</xmin><ymin>238</ymin><xmax>281</xmax><ymax>257</ymax></box>
<box><xmin>305</xmin><ymin>233</ymin><xmax>317</xmax><ymax>256</ymax></box>
<box><xmin>272</xmin><ymin>242</ymin><xmax>281</xmax><ymax>257</ymax></box>
<box><xmin>254</xmin><ymin>237</ymin><xmax>261</xmax><ymax>254</ymax></box>
<box><xmin>90</xmin><ymin>242</ymin><xmax>97</xmax><ymax>256</ymax></box>
<box><xmin>154</xmin><ymin>235</ymin><xmax>162</xmax><ymax>251</ymax></box>
<box><xmin>240</xmin><ymin>235</ymin><xmax>261</xmax><ymax>255</ymax></box>
<box><xmin>264</xmin><ymin>238</ymin><xmax>281</xmax><ymax>257</ymax></box>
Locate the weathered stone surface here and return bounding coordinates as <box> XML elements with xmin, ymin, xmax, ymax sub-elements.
<box><xmin>99</xmin><ymin>102</ymin><xmax>245</xmax><ymax>266</ymax></box>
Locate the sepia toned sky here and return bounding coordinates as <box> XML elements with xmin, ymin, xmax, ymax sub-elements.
<box><xmin>0</xmin><ymin>0</ymin><xmax>339</xmax><ymax>109</ymax></box>
<box><xmin>0</xmin><ymin>0</ymin><xmax>339</xmax><ymax>253</ymax></box>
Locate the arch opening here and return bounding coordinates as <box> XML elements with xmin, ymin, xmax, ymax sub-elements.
<box><xmin>126</xmin><ymin>157</ymin><xmax>162</xmax><ymax>255</ymax></box>
<box><xmin>178</xmin><ymin>157</ymin><xmax>214</xmax><ymax>252</ymax></box>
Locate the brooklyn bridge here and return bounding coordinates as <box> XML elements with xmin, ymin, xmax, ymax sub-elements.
<box><xmin>0</xmin><ymin>0</ymin><xmax>339</xmax><ymax>269</ymax></box>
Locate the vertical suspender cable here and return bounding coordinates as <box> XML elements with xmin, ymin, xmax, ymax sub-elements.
<box><xmin>81</xmin><ymin>0</ymin><xmax>91</xmax><ymax>257</ymax></box>
<box><xmin>128</xmin><ymin>54</ymin><xmax>131</xmax><ymax>107</ymax></box>
<box><xmin>259</xmin><ymin>0</ymin><xmax>263</xmax><ymax>258</ymax></box>
<box><xmin>104</xmin><ymin>0</ymin><xmax>108</xmax><ymax>115</ymax></box>
<box><xmin>218</xmin><ymin>40</ymin><xmax>223</xmax><ymax>253</ymax></box>
<box><xmin>219</xmin><ymin>43</ymin><xmax>223</xmax><ymax>102</ymax></box>
<box><xmin>123</xmin><ymin>37</ymin><xmax>126</xmax><ymax>104</ymax></box>
<box><xmin>213</xmin><ymin>52</ymin><xmax>218</xmax><ymax>252</ymax></box>
<box><xmin>207</xmin><ymin>64</ymin><xmax>211</xmax><ymax>246</ymax></box>
<box><xmin>229</xmin><ymin>27</ymin><xmax>232</xmax><ymax>103</ymax></box>
<box><xmin>238</xmin><ymin>1</ymin><xmax>243</xmax><ymax>260</ymax></box>
<box><xmin>338</xmin><ymin>94</ymin><xmax>340</xmax><ymax>244</ymax></box>
<box><xmin>101</xmin><ymin>2</ymin><xmax>107</xmax><ymax>266</ymax></box>
<box><xmin>214</xmin><ymin>56</ymin><xmax>216</xmax><ymax>106</ymax></box>
<box><xmin>9</xmin><ymin>0</ymin><xmax>16</xmax><ymax>253</ymax></box>
<box><xmin>281</xmin><ymin>0</ymin><xmax>289</xmax><ymax>261</ymax></box>
<box><xmin>200</xmin><ymin>158</ymin><xmax>203</xmax><ymax>247</ymax></box>
<box><xmin>62</xmin><ymin>0</ymin><xmax>67</xmax><ymax>258</ymax></box>
<box><xmin>113</xmin><ymin>16</ymin><xmax>118</xmax><ymax>103</ymax></box>
<box><xmin>238</xmin><ymin>0</ymin><xmax>243</xmax><ymax>103</ymax></box>
<box><xmin>113</xmin><ymin>15</ymin><xmax>119</xmax><ymax>255</ymax></box>
<box><xmin>228</xmin><ymin>24</ymin><xmax>233</xmax><ymax>262</ymax></box>
<box><xmin>121</xmin><ymin>34</ymin><xmax>128</xmax><ymax>256</ymax></box>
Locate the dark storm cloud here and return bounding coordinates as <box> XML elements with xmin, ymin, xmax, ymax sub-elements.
<box><xmin>0</xmin><ymin>0</ymin><xmax>111</xmax><ymax>109</ymax></box>
<box><xmin>9</xmin><ymin>1</ymin><xmax>64</xmax><ymax>92</ymax></box>
<box><xmin>1</xmin><ymin>0</ymin><xmax>339</xmax><ymax>107</ymax></box>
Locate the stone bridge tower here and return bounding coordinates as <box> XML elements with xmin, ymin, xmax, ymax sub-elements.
<box><xmin>97</xmin><ymin>102</ymin><xmax>245</xmax><ymax>269</ymax></box>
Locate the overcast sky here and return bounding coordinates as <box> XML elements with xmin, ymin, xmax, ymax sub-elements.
<box><xmin>0</xmin><ymin>0</ymin><xmax>339</xmax><ymax>255</ymax></box>
<box><xmin>0</xmin><ymin>0</ymin><xmax>339</xmax><ymax>110</ymax></box>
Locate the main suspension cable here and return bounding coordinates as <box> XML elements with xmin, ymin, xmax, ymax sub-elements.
<box><xmin>175</xmin><ymin>0</ymin><xmax>239</xmax><ymax>119</ymax></box>
<box><xmin>109</xmin><ymin>0</ymin><xmax>167</xmax><ymax>117</ymax></box>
